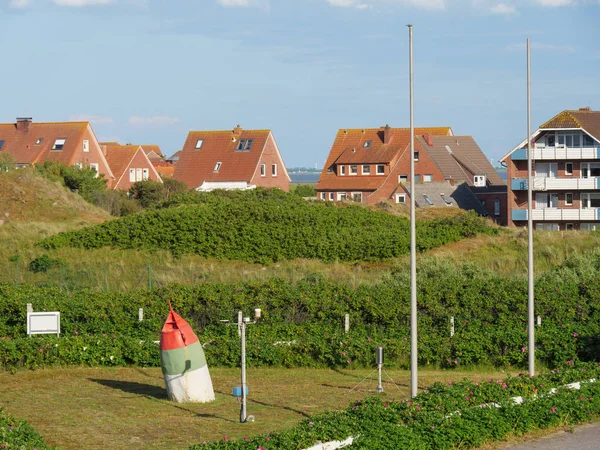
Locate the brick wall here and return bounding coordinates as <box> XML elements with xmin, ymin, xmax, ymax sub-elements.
<box><xmin>250</xmin><ymin>134</ymin><xmax>290</xmax><ymax>191</ymax></box>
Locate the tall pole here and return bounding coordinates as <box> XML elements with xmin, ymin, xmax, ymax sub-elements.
<box><xmin>527</xmin><ymin>38</ymin><xmax>535</xmax><ymax>376</ymax></box>
<box><xmin>408</xmin><ymin>24</ymin><xmax>418</xmax><ymax>398</ymax></box>
<box><xmin>240</xmin><ymin>313</ymin><xmax>247</xmax><ymax>423</ymax></box>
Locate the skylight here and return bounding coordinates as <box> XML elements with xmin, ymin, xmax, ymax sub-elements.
<box><xmin>214</xmin><ymin>162</ymin><xmax>222</xmax><ymax>172</ymax></box>
<box><xmin>35</xmin><ymin>138</ymin><xmax>43</xmax><ymax>145</ymax></box>
<box><xmin>363</xmin><ymin>140</ymin><xmax>372</xmax><ymax>148</ymax></box>
<box><xmin>52</xmin><ymin>138</ymin><xmax>66</xmax><ymax>150</ymax></box>
<box><xmin>423</xmin><ymin>194</ymin><xmax>434</xmax><ymax>206</ymax></box>
<box><xmin>195</xmin><ymin>139</ymin><xmax>204</xmax><ymax>149</ymax></box>
<box><xmin>440</xmin><ymin>194</ymin><xmax>452</xmax><ymax>205</ymax></box>
<box><xmin>237</xmin><ymin>139</ymin><xmax>254</xmax><ymax>151</ymax></box>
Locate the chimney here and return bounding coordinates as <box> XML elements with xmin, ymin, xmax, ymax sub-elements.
<box><xmin>579</xmin><ymin>107</ymin><xmax>591</xmax><ymax>111</ymax></box>
<box><xmin>233</xmin><ymin>124</ymin><xmax>243</xmax><ymax>135</ymax></box>
<box><xmin>16</xmin><ymin>117</ymin><xmax>32</xmax><ymax>132</ymax></box>
<box><xmin>383</xmin><ymin>124</ymin><xmax>392</xmax><ymax>144</ymax></box>
<box><xmin>423</xmin><ymin>133</ymin><xmax>433</xmax><ymax>146</ymax></box>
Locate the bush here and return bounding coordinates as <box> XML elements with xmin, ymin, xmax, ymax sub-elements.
<box><xmin>0</xmin><ymin>152</ymin><xmax>16</xmax><ymax>171</ymax></box>
<box><xmin>0</xmin><ymin>407</ymin><xmax>55</xmax><ymax>449</ymax></box>
<box><xmin>292</xmin><ymin>184</ymin><xmax>316</xmax><ymax>197</ymax></box>
<box><xmin>28</xmin><ymin>255</ymin><xmax>64</xmax><ymax>273</ymax></box>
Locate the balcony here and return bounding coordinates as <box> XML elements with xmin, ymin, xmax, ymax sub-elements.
<box><xmin>512</xmin><ymin>146</ymin><xmax>600</xmax><ymax>160</ymax></box>
<box><xmin>511</xmin><ymin>208</ymin><xmax>600</xmax><ymax>221</ymax></box>
<box><xmin>511</xmin><ymin>177</ymin><xmax>600</xmax><ymax>191</ymax></box>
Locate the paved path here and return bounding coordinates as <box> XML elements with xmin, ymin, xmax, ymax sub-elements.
<box><xmin>504</xmin><ymin>422</ymin><xmax>600</xmax><ymax>449</ymax></box>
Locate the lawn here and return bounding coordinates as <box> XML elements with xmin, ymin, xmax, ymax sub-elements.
<box><xmin>0</xmin><ymin>367</ymin><xmax>513</xmax><ymax>450</ymax></box>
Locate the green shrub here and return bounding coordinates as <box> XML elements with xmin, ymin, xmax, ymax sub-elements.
<box><xmin>0</xmin><ymin>407</ymin><xmax>55</xmax><ymax>449</ymax></box>
<box><xmin>292</xmin><ymin>184</ymin><xmax>316</xmax><ymax>197</ymax></box>
<box><xmin>28</xmin><ymin>255</ymin><xmax>64</xmax><ymax>273</ymax></box>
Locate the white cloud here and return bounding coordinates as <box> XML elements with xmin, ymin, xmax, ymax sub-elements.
<box><xmin>535</xmin><ymin>0</ymin><xmax>574</xmax><ymax>6</ymax></box>
<box><xmin>128</xmin><ymin>116</ymin><xmax>181</xmax><ymax>126</ymax></box>
<box><xmin>491</xmin><ymin>3</ymin><xmax>517</xmax><ymax>14</ymax></box>
<box><xmin>69</xmin><ymin>114</ymin><xmax>115</xmax><ymax>124</ymax></box>
<box><xmin>216</xmin><ymin>0</ymin><xmax>270</xmax><ymax>10</ymax></box>
<box><xmin>54</xmin><ymin>0</ymin><xmax>114</xmax><ymax>6</ymax></box>
<box><xmin>326</xmin><ymin>0</ymin><xmax>446</xmax><ymax>10</ymax></box>
<box><xmin>9</xmin><ymin>0</ymin><xmax>32</xmax><ymax>8</ymax></box>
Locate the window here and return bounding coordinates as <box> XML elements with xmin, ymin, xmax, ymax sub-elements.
<box><xmin>136</xmin><ymin>168</ymin><xmax>143</xmax><ymax>181</ymax></box>
<box><xmin>582</xmin><ymin>223</ymin><xmax>600</xmax><ymax>231</ymax></box>
<box><xmin>349</xmin><ymin>165</ymin><xmax>358</xmax><ymax>175</ymax></box>
<box><xmin>142</xmin><ymin>168</ymin><xmax>149</xmax><ymax>181</ymax></box>
<box><xmin>337</xmin><ymin>192</ymin><xmax>347</xmax><ymax>201</ymax></box>
<box><xmin>83</xmin><ymin>140</ymin><xmax>89</xmax><ymax>152</ymax></box>
<box><xmin>129</xmin><ymin>169</ymin><xmax>135</xmax><ymax>182</ymax></box>
<box><xmin>376</xmin><ymin>164</ymin><xmax>385</xmax><ymax>175</ymax></box>
<box><xmin>536</xmin><ymin>193</ymin><xmax>558</xmax><ymax>209</ymax></box>
<box><xmin>423</xmin><ymin>194</ymin><xmax>434</xmax><ymax>205</ymax></box>
<box><xmin>52</xmin><ymin>138</ymin><xmax>66</xmax><ymax>150</ymax></box>
<box><xmin>581</xmin><ymin>193</ymin><xmax>600</xmax><ymax>209</ymax></box>
<box><xmin>362</xmin><ymin>165</ymin><xmax>370</xmax><ymax>175</ymax></box>
<box><xmin>214</xmin><ymin>162</ymin><xmax>222</xmax><ymax>172</ymax></box>
<box><xmin>352</xmin><ymin>192</ymin><xmax>362</xmax><ymax>202</ymax></box>
<box><xmin>90</xmin><ymin>163</ymin><xmax>99</xmax><ymax>178</ymax></box>
<box><xmin>536</xmin><ymin>223</ymin><xmax>559</xmax><ymax>231</ymax></box>
<box><xmin>329</xmin><ymin>192</ymin><xmax>334</xmax><ymax>201</ymax></box>
<box><xmin>339</xmin><ymin>165</ymin><xmax>346</xmax><ymax>176</ymax></box>
<box><xmin>565</xmin><ymin>162</ymin><xmax>573</xmax><ymax>176</ymax></box>
<box><xmin>423</xmin><ymin>174</ymin><xmax>433</xmax><ymax>183</ymax></box>
<box><xmin>35</xmin><ymin>138</ymin><xmax>43</xmax><ymax>145</ymax></box>
<box><xmin>440</xmin><ymin>194</ymin><xmax>452</xmax><ymax>205</ymax></box>
<box><xmin>321</xmin><ymin>192</ymin><xmax>326</xmax><ymax>200</ymax></box>
<box><xmin>74</xmin><ymin>163</ymin><xmax>83</xmax><ymax>169</ymax></box>
<box><xmin>195</xmin><ymin>139</ymin><xmax>204</xmax><ymax>149</ymax></box>
<box><xmin>414</xmin><ymin>174</ymin><xmax>421</xmax><ymax>182</ymax></box>
<box><xmin>494</xmin><ymin>199</ymin><xmax>500</xmax><ymax>216</ymax></box>
<box><xmin>546</xmin><ymin>134</ymin><xmax>555</xmax><ymax>147</ymax></box>
<box><xmin>396</xmin><ymin>194</ymin><xmax>406</xmax><ymax>203</ymax></box>
<box><xmin>413</xmin><ymin>151</ymin><xmax>419</xmax><ymax>161</ymax></box>
<box><xmin>398</xmin><ymin>175</ymin><xmax>408</xmax><ymax>183</ymax></box>
<box><xmin>260</xmin><ymin>164</ymin><xmax>266</xmax><ymax>177</ymax></box>
<box><xmin>474</xmin><ymin>175</ymin><xmax>486</xmax><ymax>187</ymax></box>
<box><xmin>363</xmin><ymin>140</ymin><xmax>372</xmax><ymax>148</ymax></box>
<box><xmin>272</xmin><ymin>164</ymin><xmax>277</xmax><ymax>176</ymax></box>
<box><xmin>481</xmin><ymin>200</ymin><xmax>486</xmax><ymax>207</ymax></box>
<box><xmin>565</xmin><ymin>193</ymin><xmax>573</xmax><ymax>206</ymax></box>
<box><xmin>581</xmin><ymin>163</ymin><xmax>600</xmax><ymax>178</ymax></box>
<box><xmin>237</xmin><ymin>139</ymin><xmax>254</xmax><ymax>151</ymax></box>
<box><xmin>558</xmin><ymin>131</ymin><xmax>584</xmax><ymax>148</ymax></box>
<box><xmin>584</xmin><ymin>134</ymin><xmax>595</xmax><ymax>146</ymax></box>
<box><xmin>566</xmin><ymin>223</ymin><xmax>574</xmax><ymax>230</ymax></box>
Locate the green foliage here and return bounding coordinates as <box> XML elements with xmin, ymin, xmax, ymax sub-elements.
<box><xmin>292</xmin><ymin>184</ymin><xmax>316</xmax><ymax>197</ymax></box>
<box><xmin>28</xmin><ymin>255</ymin><xmax>64</xmax><ymax>273</ymax></box>
<box><xmin>35</xmin><ymin>161</ymin><xmax>108</xmax><ymax>204</ymax></box>
<box><xmin>0</xmin><ymin>152</ymin><xmax>16</xmax><ymax>171</ymax></box>
<box><xmin>0</xmin><ymin>407</ymin><xmax>55</xmax><ymax>449</ymax></box>
<box><xmin>191</xmin><ymin>363</ymin><xmax>600</xmax><ymax>449</ymax></box>
<box><xmin>38</xmin><ymin>189</ymin><xmax>497</xmax><ymax>263</ymax></box>
<box><xmin>128</xmin><ymin>178</ymin><xmax>189</xmax><ymax>209</ymax></box>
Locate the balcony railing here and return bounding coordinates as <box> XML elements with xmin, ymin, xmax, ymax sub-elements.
<box><xmin>512</xmin><ymin>146</ymin><xmax>600</xmax><ymax>160</ymax></box>
<box><xmin>511</xmin><ymin>177</ymin><xmax>600</xmax><ymax>191</ymax></box>
<box><xmin>512</xmin><ymin>208</ymin><xmax>600</xmax><ymax>221</ymax></box>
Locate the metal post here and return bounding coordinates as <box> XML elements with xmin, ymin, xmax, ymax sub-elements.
<box><xmin>26</xmin><ymin>303</ymin><xmax>33</xmax><ymax>313</ymax></box>
<box><xmin>376</xmin><ymin>347</ymin><xmax>384</xmax><ymax>392</ymax></box>
<box><xmin>408</xmin><ymin>23</ymin><xmax>418</xmax><ymax>399</ymax></box>
<box><xmin>537</xmin><ymin>315</ymin><xmax>541</xmax><ymax>326</ymax></box>
<box><xmin>240</xmin><ymin>313</ymin><xmax>247</xmax><ymax>423</ymax></box>
<box><xmin>138</xmin><ymin>308</ymin><xmax>144</xmax><ymax>322</ymax></box>
<box><xmin>344</xmin><ymin>314</ymin><xmax>350</xmax><ymax>334</ymax></box>
<box><xmin>527</xmin><ymin>38</ymin><xmax>535</xmax><ymax>377</ymax></box>
<box><xmin>238</xmin><ymin>311</ymin><xmax>243</xmax><ymax>337</ymax></box>
<box><xmin>450</xmin><ymin>316</ymin><xmax>455</xmax><ymax>338</ymax></box>
<box><xmin>147</xmin><ymin>264</ymin><xmax>152</xmax><ymax>291</ymax></box>
<box><xmin>103</xmin><ymin>264</ymin><xmax>108</xmax><ymax>292</ymax></box>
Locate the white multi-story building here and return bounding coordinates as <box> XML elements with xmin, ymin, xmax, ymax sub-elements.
<box><xmin>502</xmin><ymin>107</ymin><xmax>600</xmax><ymax>230</ymax></box>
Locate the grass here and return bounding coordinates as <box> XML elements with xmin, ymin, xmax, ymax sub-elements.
<box><xmin>0</xmin><ymin>366</ymin><xmax>514</xmax><ymax>450</ymax></box>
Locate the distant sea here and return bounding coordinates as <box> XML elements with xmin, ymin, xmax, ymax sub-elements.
<box><xmin>289</xmin><ymin>170</ymin><xmax>507</xmax><ymax>184</ymax></box>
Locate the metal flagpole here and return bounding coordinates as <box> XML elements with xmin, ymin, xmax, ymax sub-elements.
<box><xmin>527</xmin><ymin>38</ymin><xmax>535</xmax><ymax>377</ymax></box>
<box><xmin>408</xmin><ymin>24</ymin><xmax>418</xmax><ymax>398</ymax></box>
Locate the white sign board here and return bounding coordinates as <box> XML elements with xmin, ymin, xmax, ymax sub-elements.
<box><xmin>27</xmin><ymin>312</ymin><xmax>60</xmax><ymax>337</ymax></box>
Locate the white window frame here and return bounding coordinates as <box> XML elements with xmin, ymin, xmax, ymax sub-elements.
<box><xmin>361</xmin><ymin>164</ymin><xmax>370</xmax><ymax>175</ymax></box>
<box><xmin>321</xmin><ymin>192</ymin><xmax>326</xmax><ymax>200</ymax></box>
<box><xmin>423</xmin><ymin>174</ymin><xmax>433</xmax><ymax>183</ymax></box>
<box><xmin>395</xmin><ymin>193</ymin><xmax>406</xmax><ymax>204</ymax></box>
<box><xmin>136</xmin><ymin>168</ymin><xmax>143</xmax><ymax>181</ymax></box>
<box><xmin>214</xmin><ymin>162</ymin><xmax>222</xmax><ymax>172</ymax></box>
<box><xmin>52</xmin><ymin>138</ymin><xmax>66</xmax><ymax>150</ymax></box>
<box><xmin>351</xmin><ymin>192</ymin><xmax>362</xmax><ymax>202</ymax></box>
<box><xmin>83</xmin><ymin>140</ymin><xmax>89</xmax><ymax>152</ymax></box>
<box><xmin>329</xmin><ymin>192</ymin><xmax>334</xmax><ymax>201</ymax></box>
<box><xmin>339</xmin><ymin>165</ymin><xmax>346</xmax><ymax>176</ymax></box>
<box><xmin>260</xmin><ymin>164</ymin><xmax>266</xmax><ymax>177</ymax></box>
<box><xmin>565</xmin><ymin>162</ymin><xmax>573</xmax><ymax>176</ymax></box>
<box><xmin>129</xmin><ymin>168</ymin><xmax>135</xmax><ymax>182</ymax></box>
<box><xmin>474</xmin><ymin>175</ymin><xmax>486</xmax><ymax>187</ymax></box>
<box><xmin>195</xmin><ymin>139</ymin><xmax>204</xmax><ymax>149</ymax></box>
<box><xmin>142</xmin><ymin>168</ymin><xmax>149</xmax><ymax>181</ymax></box>
<box><xmin>272</xmin><ymin>164</ymin><xmax>277</xmax><ymax>176</ymax></box>
<box><xmin>398</xmin><ymin>175</ymin><xmax>408</xmax><ymax>183</ymax></box>
<box><xmin>90</xmin><ymin>163</ymin><xmax>99</xmax><ymax>178</ymax></box>
<box><xmin>565</xmin><ymin>193</ymin><xmax>573</xmax><ymax>206</ymax></box>
<box><xmin>376</xmin><ymin>164</ymin><xmax>385</xmax><ymax>175</ymax></box>
<box><xmin>349</xmin><ymin>165</ymin><xmax>358</xmax><ymax>175</ymax></box>
<box><xmin>337</xmin><ymin>192</ymin><xmax>347</xmax><ymax>201</ymax></box>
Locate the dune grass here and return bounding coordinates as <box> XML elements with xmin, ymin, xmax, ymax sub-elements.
<box><xmin>0</xmin><ymin>366</ymin><xmax>514</xmax><ymax>450</ymax></box>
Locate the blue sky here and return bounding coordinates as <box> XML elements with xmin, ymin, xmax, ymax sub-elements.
<box><xmin>1</xmin><ymin>0</ymin><xmax>598</xmax><ymax>168</ymax></box>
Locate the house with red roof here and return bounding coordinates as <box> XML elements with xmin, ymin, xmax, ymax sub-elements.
<box><xmin>501</xmin><ymin>107</ymin><xmax>600</xmax><ymax>230</ymax></box>
<box><xmin>100</xmin><ymin>142</ymin><xmax>163</xmax><ymax>190</ymax></box>
<box><xmin>173</xmin><ymin>125</ymin><xmax>290</xmax><ymax>192</ymax></box>
<box><xmin>0</xmin><ymin>117</ymin><xmax>115</xmax><ymax>185</ymax></box>
<box><xmin>140</xmin><ymin>145</ymin><xmax>163</xmax><ymax>162</ymax></box>
<box><xmin>316</xmin><ymin>125</ymin><xmax>505</xmax><ymax>222</ymax></box>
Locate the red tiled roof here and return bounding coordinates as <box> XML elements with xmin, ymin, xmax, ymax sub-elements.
<box><xmin>140</xmin><ymin>145</ymin><xmax>162</xmax><ymax>157</ymax></box>
<box><xmin>541</xmin><ymin>108</ymin><xmax>600</xmax><ymax>142</ymax></box>
<box><xmin>152</xmin><ymin>161</ymin><xmax>175</xmax><ymax>178</ymax></box>
<box><xmin>316</xmin><ymin>126</ymin><xmax>452</xmax><ymax>191</ymax></box>
<box><xmin>0</xmin><ymin>121</ymin><xmax>88</xmax><ymax>165</ymax></box>
<box><xmin>102</xmin><ymin>143</ymin><xmax>142</xmax><ymax>183</ymax></box>
<box><xmin>174</xmin><ymin>128</ymin><xmax>272</xmax><ymax>189</ymax></box>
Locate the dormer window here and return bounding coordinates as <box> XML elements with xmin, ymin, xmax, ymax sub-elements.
<box><xmin>363</xmin><ymin>140</ymin><xmax>372</xmax><ymax>148</ymax></box>
<box><xmin>52</xmin><ymin>138</ymin><xmax>66</xmax><ymax>150</ymax></box>
<box><xmin>195</xmin><ymin>139</ymin><xmax>204</xmax><ymax>149</ymax></box>
<box><xmin>214</xmin><ymin>162</ymin><xmax>222</xmax><ymax>172</ymax></box>
<box><xmin>474</xmin><ymin>175</ymin><xmax>486</xmax><ymax>187</ymax></box>
<box><xmin>349</xmin><ymin>165</ymin><xmax>358</xmax><ymax>175</ymax></box>
<box><xmin>35</xmin><ymin>138</ymin><xmax>43</xmax><ymax>145</ymax></box>
<box><xmin>237</xmin><ymin>139</ymin><xmax>253</xmax><ymax>151</ymax></box>
<box><xmin>376</xmin><ymin>164</ymin><xmax>385</xmax><ymax>175</ymax></box>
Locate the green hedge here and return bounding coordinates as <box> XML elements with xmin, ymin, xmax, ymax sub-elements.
<box><xmin>191</xmin><ymin>362</ymin><xmax>600</xmax><ymax>449</ymax></box>
<box><xmin>37</xmin><ymin>189</ymin><xmax>498</xmax><ymax>263</ymax></box>
<box><xmin>0</xmin><ymin>408</ymin><xmax>55</xmax><ymax>449</ymax></box>
<box><xmin>3</xmin><ymin>250</ymin><xmax>600</xmax><ymax>370</ymax></box>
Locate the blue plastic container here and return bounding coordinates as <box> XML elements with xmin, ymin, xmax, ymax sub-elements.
<box><xmin>232</xmin><ymin>386</ymin><xmax>249</xmax><ymax>397</ymax></box>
